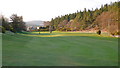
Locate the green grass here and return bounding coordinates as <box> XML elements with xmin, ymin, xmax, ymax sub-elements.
<box><xmin>2</xmin><ymin>31</ymin><xmax>118</xmax><ymax>66</ymax></box>
<box><xmin>0</xmin><ymin>33</ymin><xmax>2</xmax><ymax>67</ymax></box>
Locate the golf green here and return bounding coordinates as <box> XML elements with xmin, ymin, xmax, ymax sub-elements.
<box><xmin>2</xmin><ymin>32</ymin><xmax>118</xmax><ymax>66</ymax></box>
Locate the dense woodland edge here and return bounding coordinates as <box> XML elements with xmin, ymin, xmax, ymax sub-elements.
<box><xmin>49</xmin><ymin>1</ymin><xmax>120</xmax><ymax>35</ymax></box>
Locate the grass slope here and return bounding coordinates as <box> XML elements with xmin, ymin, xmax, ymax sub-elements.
<box><xmin>2</xmin><ymin>32</ymin><xmax>118</xmax><ymax>66</ymax></box>
<box><xmin>0</xmin><ymin>33</ymin><xmax>2</xmax><ymax>67</ymax></box>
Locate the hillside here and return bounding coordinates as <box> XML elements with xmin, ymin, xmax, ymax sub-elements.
<box><xmin>26</xmin><ymin>20</ymin><xmax>44</xmax><ymax>27</ymax></box>
<box><xmin>50</xmin><ymin>1</ymin><xmax>119</xmax><ymax>35</ymax></box>
<box><xmin>93</xmin><ymin>11</ymin><xmax>119</xmax><ymax>34</ymax></box>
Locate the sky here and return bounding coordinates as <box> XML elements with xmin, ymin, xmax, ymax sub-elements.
<box><xmin>0</xmin><ymin>0</ymin><xmax>118</xmax><ymax>21</ymax></box>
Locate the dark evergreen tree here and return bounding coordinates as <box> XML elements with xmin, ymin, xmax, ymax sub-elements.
<box><xmin>10</xmin><ymin>14</ymin><xmax>26</xmax><ymax>32</ymax></box>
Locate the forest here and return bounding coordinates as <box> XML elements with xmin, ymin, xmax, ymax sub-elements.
<box><xmin>50</xmin><ymin>1</ymin><xmax>119</xmax><ymax>35</ymax></box>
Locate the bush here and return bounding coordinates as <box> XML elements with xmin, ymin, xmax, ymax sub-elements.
<box><xmin>115</xmin><ymin>31</ymin><xmax>120</xmax><ymax>35</ymax></box>
<box><xmin>0</xmin><ymin>26</ymin><xmax>6</xmax><ymax>33</ymax></box>
<box><xmin>111</xmin><ymin>31</ymin><xmax>120</xmax><ymax>35</ymax></box>
<box><xmin>97</xmin><ymin>30</ymin><xmax>101</xmax><ymax>35</ymax></box>
<box><xmin>10</xmin><ymin>29</ymin><xmax>16</xmax><ymax>33</ymax></box>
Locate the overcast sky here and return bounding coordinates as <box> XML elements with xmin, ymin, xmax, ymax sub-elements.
<box><xmin>0</xmin><ymin>0</ymin><xmax>118</xmax><ymax>21</ymax></box>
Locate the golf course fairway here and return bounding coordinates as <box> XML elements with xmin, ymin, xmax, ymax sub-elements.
<box><xmin>2</xmin><ymin>31</ymin><xmax>118</xmax><ymax>66</ymax></box>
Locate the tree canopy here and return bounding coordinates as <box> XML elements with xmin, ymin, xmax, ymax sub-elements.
<box><xmin>50</xmin><ymin>1</ymin><xmax>119</xmax><ymax>35</ymax></box>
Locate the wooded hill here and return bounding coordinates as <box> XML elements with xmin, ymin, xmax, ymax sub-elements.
<box><xmin>50</xmin><ymin>1</ymin><xmax>120</xmax><ymax>35</ymax></box>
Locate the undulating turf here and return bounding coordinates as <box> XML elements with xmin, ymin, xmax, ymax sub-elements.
<box><xmin>2</xmin><ymin>31</ymin><xmax>118</xmax><ymax>66</ymax></box>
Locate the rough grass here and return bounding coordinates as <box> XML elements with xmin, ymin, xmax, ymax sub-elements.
<box><xmin>2</xmin><ymin>31</ymin><xmax>118</xmax><ymax>66</ymax></box>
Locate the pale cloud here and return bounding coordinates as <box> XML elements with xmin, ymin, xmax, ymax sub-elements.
<box><xmin>0</xmin><ymin>0</ymin><xmax>118</xmax><ymax>21</ymax></box>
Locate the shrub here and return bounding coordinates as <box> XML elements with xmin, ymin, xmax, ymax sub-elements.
<box><xmin>111</xmin><ymin>31</ymin><xmax>120</xmax><ymax>35</ymax></box>
<box><xmin>0</xmin><ymin>26</ymin><xmax>6</xmax><ymax>33</ymax></box>
<box><xmin>115</xmin><ymin>31</ymin><xmax>120</xmax><ymax>35</ymax></box>
<box><xmin>97</xmin><ymin>30</ymin><xmax>101</xmax><ymax>35</ymax></box>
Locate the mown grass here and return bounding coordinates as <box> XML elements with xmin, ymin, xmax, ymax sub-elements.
<box><xmin>19</xmin><ymin>31</ymin><xmax>110</xmax><ymax>37</ymax></box>
<box><xmin>2</xmin><ymin>31</ymin><xmax>118</xmax><ymax>66</ymax></box>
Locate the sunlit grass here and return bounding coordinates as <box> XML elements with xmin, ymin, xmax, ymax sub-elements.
<box><xmin>3</xmin><ymin>31</ymin><xmax>118</xmax><ymax>66</ymax></box>
<box><xmin>18</xmin><ymin>31</ymin><xmax>112</xmax><ymax>38</ymax></box>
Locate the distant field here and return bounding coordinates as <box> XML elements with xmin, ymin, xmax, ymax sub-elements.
<box><xmin>2</xmin><ymin>31</ymin><xmax>118</xmax><ymax>66</ymax></box>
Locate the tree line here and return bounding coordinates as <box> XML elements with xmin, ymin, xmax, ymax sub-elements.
<box><xmin>0</xmin><ymin>14</ymin><xmax>26</xmax><ymax>33</ymax></box>
<box><xmin>50</xmin><ymin>1</ymin><xmax>119</xmax><ymax>35</ymax></box>
<box><xmin>0</xmin><ymin>1</ymin><xmax>119</xmax><ymax>35</ymax></box>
